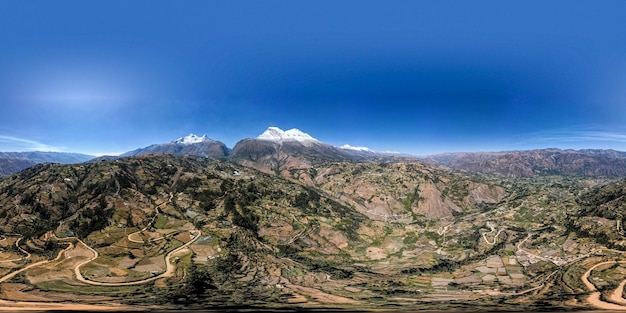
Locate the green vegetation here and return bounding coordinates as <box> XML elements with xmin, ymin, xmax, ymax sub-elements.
<box><xmin>154</xmin><ymin>214</ymin><xmax>168</xmax><ymax>229</ymax></box>
<box><xmin>36</xmin><ymin>279</ymin><xmax>144</xmax><ymax>295</ymax></box>
<box><xmin>0</xmin><ymin>154</ymin><xmax>624</xmax><ymax>309</ymax></box>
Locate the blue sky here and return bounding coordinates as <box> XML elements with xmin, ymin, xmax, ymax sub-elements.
<box><xmin>1</xmin><ymin>1</ymin><xmax>626</xmax><ymax>156</ymax></box>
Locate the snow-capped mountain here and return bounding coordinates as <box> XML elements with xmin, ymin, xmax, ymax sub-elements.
<box><xmin>174</xmin><ymin>134</ymin><xmax>213</xmax><ymax>145</ymax></box>
<box><xmin>230</xmin><ymin>127</ymin><xmax>406</xmax><ymax>174</ymax></box>
<box><xmin>232</xmin><ymin>127</ymin><xmax>346</xmax><ymax>168</ymax></box>
<box><xmin>120</xmin><ymin>134</ymin><xmax>229</xmax><ymax>158</ymax></box>
<box><xmin>257</xmin><ymin>127</ymin><xmax>318</xmax><ymax>142</ymax></box>
<box><xmin>100</xmin><ymin>127</ymin><xmax>408</xmax><ymax>169</ymax></box>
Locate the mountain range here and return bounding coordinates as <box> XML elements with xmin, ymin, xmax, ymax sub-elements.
<box><xmin>5</xmin><ymin>127</ymin><xmax>626</xmax><ymax>179</ymax></box>
<box><xmin>0</xmin><ymin>128</ymin><xmax>626</xmax><ymax>310</ymax></box>
<box><xmin>121</xmin><ymin>127</ymin><xmax>394</xmax><ymax>164</ymax></box>
<box><xmin>429</xmin><ymin>148</ymin><xmax>626</xmax><ymax>177</ymax></box>
<box><xmin>0</xmin><ymin>151</ymin><xmax>95</xmax><ymax>176</ymax></box>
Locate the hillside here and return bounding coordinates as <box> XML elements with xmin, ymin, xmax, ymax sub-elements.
<box><xmin>0</xmin><ymin>158</ymin><xmax>35</xmax><ymax>176</ymax></box>
<box><xmin>430</xmin><ymin>148</ymin><xmax>626</xmax><ymax>177</ymax></box>
<box><xmin>0</xmin><ymin>152</ymin><xmax>95</xmax><ymax>164</ymax></box>
<box><xmin>121</xmin><ymin>134</ymin><xmax>230</xmax><ymax>158</ymax></box>
<box><xmin>0</xmin><ymin>152</ymin><xmax>95</xmax><ymax>177</ymax></box>
<box><xmin>0</xmin><ymin>155</ymin><xmax>624</xmax><ymax>310</ymax></box>
<box><xmin>567</xmin><ymin>179</ymin><xmax>626</xmax><ymax>249</ymax></box>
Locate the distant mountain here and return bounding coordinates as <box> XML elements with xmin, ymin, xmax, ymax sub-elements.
<box><xmin>429</xmin><ymin>148</ymin><xmax>626</xmax><ymax>177</ymax></box>
<box><xmin>120</xmin><ymin>134</ymin><xmax>230</xmax><ymax>158</ymax></box>
<box><xmin>0</xmin><ymin>158</ymin><xmax>36</xmax><ymax>176</ymax></box>
<box><xmin>0</xmin><ymin>151</ymin><xmax>95</xmax><ymax>164</ymax></box>
<box><xmin>105</xmin><ymin>128</ymin><xmax>409</xmax><ymax>167</ymax></box>
<box><xmin>256</xmin><ymin>126</ymin><xmax>319</xmax><ymax>142</ymax></box>
<box><xmin>230</xmin><ymin>127</ymin><xmax>395</xmax><ymax>173</ymax></box>
<box><xmin>6</xmin><ymin>132</ymin><xmax>626</xmax><ymax>180</ymax></box>
<box><xmin>0</xmin><ymin>151</ymin><xmax>95</xmax><ymax>176</ymax></box>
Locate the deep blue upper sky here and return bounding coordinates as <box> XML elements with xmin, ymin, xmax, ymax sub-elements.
<box><xmin>1</xmin><ymin>1</ymin><xmax>626</xmax><ymax>155</ymax></box>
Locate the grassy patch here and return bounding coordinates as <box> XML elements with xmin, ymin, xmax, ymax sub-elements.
<box><xmin>35</xmin><ymin>279</ymin><xmax>141</xmax><ymax>294</ymax></box>
<box><xmin>154</xmin><ymin>214</ymin><xmax>168</xmax><ymax>229</ymax></box>
<box><xmin>403</xmin><ymin>232</ymin><xmax>419</xmax><ymax>245</ymax></box>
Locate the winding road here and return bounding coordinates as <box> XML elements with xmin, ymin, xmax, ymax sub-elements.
<box><xmin>481</xmin><ymin>221</ymin><xmax>505</xmax><ymax>245</ymax></box>
<box><xmin>609</xmin><ymin>279</ymin><xmax>626</xmax><ymax>305</ymax></box>
<box><xmin>0</xmin><ymin>241</ymin><xmax>73</xmax><ymax>283</ymax></box>
<box><xmin>127</xmin><ymin>192</ymin><xmax>173</xmax><ymax>244</ymax></box>
<box><xmin>0</xmin><ymin>238</ymin><xmax>31</xmax><ymax>264</ymax></box>
<box><xmin>75</xmin><ymin>229</ymin><xmax>200</xmax><ymax>286</ymax></box>
<box><xmin>581</xmin><ymin>259</ymin><xmax>626</xmax><ymax>310</ymax></box>
<box><xmin>0</xmin><ymin>227</ymin><xmax>200</xmax><ymax>288</ymax></box>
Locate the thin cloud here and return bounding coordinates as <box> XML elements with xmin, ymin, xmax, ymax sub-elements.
<box><xmin>516</xmin><ymin>128</ymin><xmax>626</xmax><ymax>148</ymax></box>
<box><xmin>0</xmin><ymin>135</ymin><xmax>62</xmax><ymax>152</ymax></box>
<box><xmin>579</xmin><ymin>131</ymin><xmax>626</xmax><ymax>142</ymax></box>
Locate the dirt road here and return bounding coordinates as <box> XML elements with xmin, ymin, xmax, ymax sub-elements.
<box><xmin>581</xmin><ymin>260</ymin><xmax>626</xmax><ymax>310</ymax></box>
<box><xmin>0</xmin><ymin>242</ymin><xmax>72</xmax><ymax>284</ymax></box>
<box><xmin>75</xmin><ymin>230</ymin><xmax>200</xmax><ymax>286</ymax></box>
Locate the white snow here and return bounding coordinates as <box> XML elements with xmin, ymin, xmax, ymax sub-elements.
<box><xmin>257</xmin><ymin>127</ymin><xmax>318</xmax><ymax>142</ymax></box>
<box><xmin>174</xmin><ymin>134</ymin><xmax>210</xmax><ymax>145</ymax></box>
<box><xmin>339</xmin><ymin>144</ymin><xmax>373</xmax><ymax>152</ymax></box>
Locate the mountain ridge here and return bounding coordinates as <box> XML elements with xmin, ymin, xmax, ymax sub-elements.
<box><xmin>257</xmin><ymin>126</ymin><xmax>319</xmax><ymax>143</ymax></box>
<box><xmin>428</xmin><ymin>148</ymin><xmax>626</xmax><ymax>177</ymax></box>
<box><xmin>0</xmin><ymin>151</ymin><xmax>95</xmax><ymax>163</ymax></box>
<box><xmin>0</xmin><ymin>152</ymin><xmax>95</xmax><ymax>177</ymax></box>
<box><xmin>5</xmin><ymin>128</ymin><xmax>626</xmax><ymax>178</ymax></box>
<box><xmin>120</xmin><ymin>134</ymin><xmax>230</xmax><ymax>159</ymax></box>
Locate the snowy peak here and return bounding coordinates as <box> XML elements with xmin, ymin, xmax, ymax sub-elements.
<box><xmin>121</xmin><ymin>133</ymin><xmax>228</xmax><ymax>158</ymax></box>
<box><xmin>257</xmin><ymin>127</ymin><xmax>318</xmax><ymax>142</ymax></box>
<box><xmin>174</xmin><ymin>134</ymin><xmax>212</xmax><ymax>145</ymax></box>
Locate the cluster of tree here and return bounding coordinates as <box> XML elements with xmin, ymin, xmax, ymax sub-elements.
<box><xmin>224</xmin><ymin>194</ymin><xmax>259</xmax><ymax>232</ymax></box>
<box><xmin>277</xmin><ymin>244</ymin><xmax>354</xmax><ymax>280</ymax></box>
<box><xmin>221</xmin><ymin>180</ymin><xmax>262</xmax><ymax>233</ymax></box>
<box><xmin>565</xmin><ymin>219</ymin><xmax>617</xmax><ymax>249</ymax></box>
<box><xmin>293</xmin><ymin>187</ymin><xmax>323</xmax><ymax>214</ymax></box>
<box><xmin>70</xmin><ymin>197</ymin><xmax>114</xmax><ymax>238</ymax></box>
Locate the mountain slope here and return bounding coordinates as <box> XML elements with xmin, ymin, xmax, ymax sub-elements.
<box><xmin>567</xmin><ymin>179</ymin><xmax>626</xmax><ymax>249</ymax></box>
<box><xmin>0</xmin><ymin>151</ymin><xmax>95</xmax><ymax>177</ymax></box>
<box><xmin>0</xmin><ymin>155</ymin><xmax>376</xmax><ymax>304</ymax></box>
<box><xmin>230</xmin><ymin>127</ymin><xmax>407</xmax><ymax>174</ymax></box>
<box><xmin>430</xmin><ymin>148</ymin><xmax>626</xmax><ymax>177</ymax></box>
<box><xmin>0</xmin><ymin>151</ymin><xmax>95</xmax><ymax>164</ymax></box>
<box><xmin>0</xmin><ymin>153</ymin><xmax>621</xmax><ymax>309</ymax></box>
<box><xmin>0</xmin><ymin>158</ymin><xmax>36</xmax><ymax>176</ymax></box>
<box><xmin>121</xmin><ymin>134</ymin><xmax>230</xmax><ymax>158</ymax></box>
<box><xmin>279</xmin><ymin>161</ymin><xmax>505</xmax><ymax>220</ymax></box>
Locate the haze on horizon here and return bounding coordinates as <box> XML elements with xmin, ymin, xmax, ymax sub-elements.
<box><xmin>1</xmin><ymin>1</ymin><xmax>626</xmax><ymax>156</ymax></box>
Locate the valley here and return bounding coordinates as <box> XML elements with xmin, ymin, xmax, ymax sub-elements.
<box><xmin>0</xmin><ymin>129</ymin><xmax>625</xmax><ymax>310</ymax></box>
